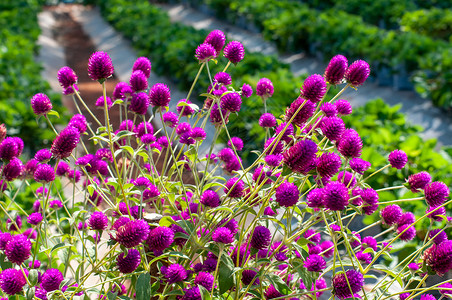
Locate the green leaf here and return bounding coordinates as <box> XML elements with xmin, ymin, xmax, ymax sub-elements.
<box><xmin>28</xmin><ymin>269</ymin><xmax>39</xmax><ymax>286</ymax></box>
<box><xmin>218</xmin><ymin>254</ymin><xmax>235</xmax><ymax>294</ymax></box>
<box><xmin>136</xmin><ymin>273</ymin><xmax>151</xmax><ymax>300</ymax></box>
<box><xmin>107</xmin><ymin>291</ymin><xmax>118</xmax><ymax>300</ymax></box>
<box><xmin>47</xmin><ymin>110</ymin><xmax>60</xmax><ymax>118</ymax></box>
<box><xmin>266</xmin><ymin>273</ymin><xmax>290</xmax><ymax>295</ymax></box>
<box><xmin>199</xmin><ymin>285</ymin><xmax>211</xmax><ymax>300</ymax></box>
<box><xmin>281</xmin><ymin>165</ymin><xmax>292</xmax><ymax>176</ymax></box>
<box><xmin>373</xmin><ymin>264</ymin><xmax>403</xmax><ymax>287</ymax></box>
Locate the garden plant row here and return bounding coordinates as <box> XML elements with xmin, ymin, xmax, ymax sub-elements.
<box><xmin>97</xmin><ymin>0</ymin><xmax>452</xmax><ymax>231</ymax></box>
<box><xmin>0</xmin><ymin>0</ymin><xmax>66</xmax><ymax>154</ymax></box>
<box><xmin>177</xmin><ymin>0</ymin><xmax>452</xmax><ymax>110</ymax></box>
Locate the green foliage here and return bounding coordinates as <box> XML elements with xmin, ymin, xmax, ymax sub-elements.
<box><xmin>401</xmin><ymin>8</ymin><xmax>452</xmax><ymax>41</ymax></box>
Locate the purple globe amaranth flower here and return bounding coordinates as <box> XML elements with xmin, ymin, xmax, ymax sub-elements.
<box><xmin>356</xmin><ymin>251</ymin><xmax>372</xmax><ymax>264</ymax></box>
<box><xmin>285</xmin><ymin>98</ymin><xmax>316</xmax><ymax>127</ymax></box>
<box><xmin>241</xmin><ymin>269</ymin><xmax>259</xmax><ymax>286</ymax></box>
<box><xmin>31</xmin><ymin>93</ymin><xmax>53</xmax><ymax>116</ymax></box>
<box><xmin>27</xmin><ymin>212</ymin><xmax>43</xmax><ymax>225</ymax></box>
<box><xmin>176</xmin><ymin>122</ymin><xmax>192</xmax><ymax>136</ymax></box>
<box><xmin>325</xmin><ymin>54</ymin><xmax>348</xmax><ymax>85</ymax></box>
<box><xmin>253</xmin><ymin>165</ymin><xmax>273</xmax><ymax>185</ymax></box>
<box><xmin>177</xmin><ymin>99</ymin><xmax>195</xmax><ymax>117</ymax></box>
<box><xmin>113</xmin><ymin>82</ymin><xmax>132</xmax><ymax>100</ymax></box>
<box><xmin>406</xmin><ymin>171</ymin><xmax>431</xmax><ymax>193</ymax></box>
<box><xmin>146</xmin><ymin>226</ymin><xmax>174</xmax><ymax>252</ymax></box>
<box><xmin>51</xmin><ymin>126</ymin><xmax>80</xmax><ymax>159</ymax></box>
<box><xmin>164</xmin><ymin>264</ymin><xmax>187</xmax><ymax>283</ymax></box>
<box><xmin>117</xmin><ymin>248</ymin><xmax>141</xmax><ymax>273</ymax></box>
<box><xmin>218</xmin><ymin>147</ymin><xmax>235</xmax><ymax>163</ymax></box>
<box><xmin>250</xmin><ymin>226</ymin><xmax>271</xmax><ymax>250</ymax></box>
<box><xmin>345</xmin><ymin>60</ymin><xmax>370</xmax><ymax>87</ymax></box>
<box><xmin>381</xmin><ymin>204</ymin><xmax>403</xmax><ymax>226</ymax></box>
<box><xmin>2</xmin><ymin>158</ymin><xmax>23</xmax><ymax>181</ymax></box>
<box><xmin>338</xmin><ymin>171</ymin><xmax>357</xmax><ymax>188</ymax></box>
<box><xmin>304</xmin><ymin>229</ymin><xmax>321</xmax><ymax>244</ymax></box>
<box><xmin>332</xmin><ymin>269</ymin><xmax>364</xmax><ymax>299</ymax></box>
<box><xmin>68</xmin><ymin>114</ymin><xmax>88</xmax><ymax>134</ymax></box>
<box><xmin>224</xmin><ymin>177</ymin><xmax>245</xmax><ymax>198</ymax></box>
<box><xmin>256</xmin><ymin>78</ymin><xmax>274</xmax><ymax>99</ymax></box>
<box><xmin>162</xmin><ymin>111</ymin><xmax>178</xmax><ymax>128</ymax></box>
<box><xmin>204</xmin><ymin>30</ymin><xmax>226</xmax><ymax>53</ymax></box>
<box><xmin>195</xmin><ymin>272</ymin><xmax>214</xmax><ymax>291</ymax></box>
<box><xmin>129</xmin><ymin>92</ymin><xmax>150</xmax><ymax>115</ymax></box>
<box><xmin>191</xmin><ymin>127</ymin><xmax>206</xmax><ymax>141</ymax></box>
<box><xmin>224</xmin><ymin>41</ymin><xmax>245</xmax><ymax>64</ymax></box>
<box><xmin>307</xmin><ymin>188</ymin><xmax>325</xmax><ymax>208</ymax></box>
<box><xmin>241</xmin><ymin>83</ymin><xmax>253</xmax><ymax>98</ymax></box>
<box><xmin>41</xmin><ymin>268</ymin><xmax>63</xmax><ymax>292</ymax></box>
<box><xmin>57</xmin><ymin>66</ymin><xmax>78</xmax><ymax>89</ymax></box>
<box><xmin>63</xmin><ymin>84</ymin><xmax>78</xmax><ymax>95</ymax></box>
<box><xmin>283</xmin><ymin>139</ymin><xmax>317</xmax><ymax>174</ymax></box>
<box><xmin>425</xmin><ymin>181</ymin><xmax>449</xmax><ymax>207</ymax></box>
<box><xmin>23</xmin><ymin>159</ymin><xmax>38</xmax><ymax>178</ymax></box>
<box><xmin>321</xmin><ymin>102</ymin><xmax>337</xmax><ymax>117</ymax></box>
<box><xmin>214</xmin><ymin>72</ymin><xmax>232</xmax><ymax>85</ymax></box>
<box><xmin>425</xmin><ymin>240</ymin><xmax>452</xmax><ymax>275</ymax></box>
<box><xmin>11</xmin><ymin>137</ymin><xmax>23</xmax><ymax>157</ymax></box>
<box><xmin>182</xmin><ymin>286</ymin><xmax>201</xmax><ymax>300</ymax></box>
<box><xmin>115</xmin><ymin>219</ymin><xmax>150</xmax><ymax>248</ymax></box>
<box><xmin>360</xmin><ymin>188</ymin><xmax>379</xmax><ymax>215</ymax></box>
<box><xmin>300</xmin><ymin>74</ymin><xmax>327</xmax><ymax>103</ymax></box>
<box><xmin>304</xmin><ymin>254</ymin><xmax>326</xmax><ymax>272</ymax></box>
<box><xmin>200</xmin><ymin>190</ymin><xmax>221</xmax><ymax>208</ymax></box>
<box><xmin>0</xmin><ymin>137</ymin><xmax>20</xmax><ymax>161</ymax></box>
<box><xmin>149</xmin><ymin>83</ymin><xmax>171</xmax><ymax>108</ymax></box>
<box><xmin>321</xmin><ymin>240</ymin><xmax>334</xmax><ymax>257</ymax></box>
<box><xmin>426</xmin><ymin>205</ymin><xmax>446</xmax><ymax>221</ymax></box>
<box><xmin>132</xmin><ymin>57</ymin><xmax>151</xmax><ymax>78</ymax></box>
<box><xmin>195</xmin><ymin>42</ymin><xmax>217</xmax><ymax>63</ymax></box>
<box><xmin>338</xmin><ymin>128</ymin><xmax>363</xmax><ymax>158</ymax></box>
<box><xmin>362</xmin><ymin>236</ymin><xmax>378</xmax><ymax>251</ymax></box>
<box><xmin>335</xmin><ymin>99</ymin><xmax>353</xmax><ymax>115</ymax></box>
<box><xmin>212</xmin><ymin>227</ymin><xmax>234</xmax><ymax>244</ymax></box>
<box><xmin>439</xmin><ymin>282</ymin><xmax>452</xmax><ymax>297</ymax></box>
<box><xmin>317</xmin><ymin>152</ymin><xmax>341</xmax><ymax>178</ymax></box>
<box><xmin>88</xmin><ymin>51</ymin><xmax>114</xmax><ymax>82</ymax></box>
<box><xmin>420</xmin><ymin>295</ymin><xmax>436</xmax><ymax>300</ymax></box>
<box><xmin>265</xmin><ymin>154</ymin><xmax>283</xmax><ymax>167</ymax></box>
<box><xmin>397</xmin><ymin>223</ymin><xmax>417</xmax><ymax>241</ymax></box>
<box><xmin>324</xmin><ymin>181</ymin><xmax>349</xmax><ymax>211</ymax></box>
<box><xmin>220</xmin><ymin>92</ymin><xmax>242</xmax><ymax>112</ymax></box>
<box><xmin>320</xmin><ymin>116</ymin><xmax>345</xmax><ymax>141</ymax></box>
<box><xmin>275</xmin><ymin>182</ymin><xmax>299</xmax><ymax>207</ymax></box>
<box><xmin>388</xmin><ymin>149</ymin><xmax>408</xmax><ymax>169</ymax></box>
<box><xmin>34</xmin><ymin>164</ymin><xmax>55</xmax><ymax>183</ymax></box>
<box><xmin>0</xmin><ymin>269</ymin><xmax>26</xmax><ymax>295</ymax></box>
<box><xmin>350</xmin><ymin>158</ymin><xmax>371</xmax><ymax>174</ymax></box>
<box><xmin>275</xmin><ymin>122</ymin><xmax>294</xmax><ymax>143</ymax></box>
<box><xmin>5</xmin><ymin>234</ymin><xmax>31</xmax><ymax>265</ymax></box>
<box><xmin>228</xmin><ymin>137</ymin><xmax>244</xmax><ymax>151</ymax></box>
<box><xmin>429</xmin><ymin>229</ymin><xmax>447</xmax><ymax>245</ymax></box>
<box><xmin>88</xmin><ymin>211</ymin><xmax>108</xmax><ymax>231</ymax></box>
<box><xmin>35</xmin><ymin>149</ymin><xmax>52</xmax><ymax>163</ymax></box>
<box><xmin>134</xmin><ymin>122</ymin><xmax>154</xmax><ymax>139</ymax></box>
<box><xmin>259</xmin><ymin>113</ymin><xmax>277</xmax><ymax>128</ymax></box>
<box><xmin>129</xmin><ymin>70</ymin><xmax>148</xmax><ymax>92</ymax></box>
<box><xmin>398</xmin><ymin>212</ymin><xmax>415</xmax><ymax>227</ymax></box>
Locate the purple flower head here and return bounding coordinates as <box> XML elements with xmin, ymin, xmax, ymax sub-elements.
<box><xmin>356</xmin><ymin>251</ymin><xmax>372</xmax><ymax>264</ymax></box>
<box><xmin>332</xmin><ymin>269</ymin><xmax>364</xmax><ymax>299</ymax></box>
<box><xmin>204</xmin><ymin>30</ymin><xmax>226</xmax><ymax>53</ymax></box>
<box><xmin>162</xmin><ymin>111</ymin><xmax>178</xmax><ymax>128</ymax></box>
<box><xmin>12</xmin><ymin>137</ymin><xmax>23</xmax><ymax>157</ymax></box>
<box><xmin>425</xmin><ymin>241</ymin><xmax>452</xmax><ymax>275</ymax></box>
<box><xmin>259</xmin><ymin>113</ymin><xmax>276</xmax><ymax>128</ymax></box>
<box><xmin>134</xmin><ymin>122</ymin><xmax>154</xmax><ymax>139</ymax></box>
<box><xmin>113</xmin><ymin>82</ymin><xmax>132</xmax><ymax>100</ymax></box>
<box><xmin>68</xmin><ymin>114</ymin><xmax>87</xmax><ymax>134</ymax></box>
<box><xmin>134</xmin><ymin>177</ymin><xmax>151</xmax><ymax>190</ymax></box>
<box><xmin>149</xmin><ymin>83</ymin><xmax>171</xmax><ymax>108</ymax></box>
<box><xmin>57</xmin><ymin>66</ymin><xmax>78</xmax><ymax>89</ymax></box>
<box><xmin>50</xmin><ymin>199</ymin><xmax>63</xmax><ymax>209</ymax></box>
<box><xmin>195</xmin><ymin>272</ymin><xmax>214</xmax><ymax>291</ymax></box>
<box><xmin>283</xmin><ymin>139</ymin><xmax>317</xmax><ymax>173</ymax></box>
<box><xmin>164</xmin><ymin>264</ymin><xmax>187</xmax><ymax>283</ymax></box>
<box><xmin>265</xmin><ymin>154</ymin><xmax>283</xmax><ymax>167</ymax></box>
<box><xmin>31</xmin><ymin>93</ymin><xmax>53</xmax><ymax>116</ymax></box>
<box><xmin>265</xmin><ymin>285</ymin><xmax>283</xmax><ymax>299</ymax></box>
<box><xmin>324</xmin><ymin>181</ymin><xmax>349</xmax><ymax>211</ymax></box>
<box><xmin>177</xmin><ymin>99</ymin><xmax>195</xmax><ymax>117</ymax></box>
<box><xmin>335</xmin><ymin>99</ymin><xmax>353</xmax><ymax>115</ymax></box>
<box><xmin>362</xmin><ymin>236</ymin><xmax>378</xmax><ymax>251</ymax></box>
<box><xmin>338</xmin><ymin>128</ymin><xmax>363</xmax><ymax>158</ymax></box>
<box><xmin>398</xmin><ymin>212</ymin><xmax>415</xmax><ymax>227</ymax></box>
<box><xmin>176</xmin><ymin>122</ymin><xmax>192</xmax><ymax>136</ymax></box>
<box><xmin>285</xmin><ymin>98</ymin><xmax>316</xmax><ymax>127</ymax></box>
<box><xmin>304</xmin><ymin>229</ymin><xmax>321</xmax><ymax>244</ymax></box>
<box><xmin>304</xmin><ymin>254</ymin><xmax>326</xmax><ymax>272</ymax></box>
<box><xmin>132</xmin><ymin>57</ymin><xmax>151</xmax><ymax>78</ymax></box>
<box><xmin>256</xmin><ymin>78</ymin><xmax>274</xmax><ymax>99</ymax></box>
<box><xmin>214</xmin><ymin>72</ymin><xmax>232</xmax><ymax>85</ymax></box>
<box><xmin>0</xmin><ymin>137</ymin><xmax>20</xmax><ymax>161</ymax></box>
<box><xmin>63</xmin><ymin>84</ymin><xmax>78</xmax><ymax>95</ymax></box>
<box><xmin>345</xmin><ymin>60</ymin><xmax>370</xmax><ymax>87</ymax></box>
<box><xmin>218</xmin><ymin>218</ymin><xmax>239</xmax><ymax>235</ymax></box>
<box><xmin>250</xmin><ymin>226</ymin><xmax>271</xmax><ymax>250</ymax></box>
<box><xmin>157</xmin><ymin>136</ymin><xmax>170</xmax><ymax>148</ymax></box>
<box><xmin>321</xmin><ymin>240</ymin><xmax>334</xmax><ymax>257</ymax></box>
<box><xmin>0</xmin><ymin>269</ymin><xmax>26</xmax><ymax>295</ymax></box>
<box><xmin>397</xmin><ymin>224</ymin><xmax>417</xmax><ymax>241</ymax></box>
<box><xmin>34</xmin><ymin>164</ymin><xmax>55</xmax><ymax>183</ymax></box>
<box><xmin>23</xmin><ymin>159</ymin><xmax>38</xmax><ymax>178</ymax></box>
<box><xmin>220</xmin><ymin>92</ymin><xmax>242</xmax><ymax>112</ymax></box>
<box><xmin>321</xmin><ymin>102</ymin><xmax>337</xmax><ymax>117</ymax></box>
<box><xmin>439</xmin><ymin>282</ymin><xmax>452</xmax><ymax>297</ymax></box>
<box><xmin>241</xmin><ymin>83</ymin><xmax>253</xmax><ymax>98</ymax></box>
<box><xmin>241</xmin><ymin>269</ymin><xmax>259</xmax><ymax>286</ymax></box>
<box><xmin>429</xmin><ymin>229</ymin><xmax>447</xmax><ymax>245</ymax></box>
<box><xmin>350</xmin><ymin>158</ymin><xmax>371</xmax><ymax>175</ymax></box>
<box><xmin>420</xmin><ymin>295</ymin><xmax>436</xmax><ymax>300</ymax></box>
<box><xmin>212</xmin><ymin>227</ymin><xmax>234</xmax><ymax>244</ymax></box>
<box><xmin>407</xmin><ymin>171</ymin><xmax>431</xmax><ymax>193</ymax></box>
<box><xmin>381</xmin><ymin>204</ymin><xmax>403</xmax><ymax>226</ymax></box>
<box><xmin>116</xmin><ymin>219</ymin><xmax>150</xmax><ymax>248</ymax></box>
<box><xmin>41</xmin><ymin>268</ymin><xmax>63</xmax><ymax>292</ymax></box>
<box><xmin>425</xmin><ymin>181</ymin><xmax>449</xmax><ymax>207</ymax></box>
<box><xmin>338</xmin><ymin>171</ymin><xmax>357</xmax><ymax>188</ymax></box>
<box><xmin>320</xmin><ymin>116</ymin><xmax>345</xmax><ymax>141</ymax></box>
<box><xmin>360</xmin><ymin>188</ymin><xmax>379</xmax><ymax>215</ymax></box>
<box><xmin>200</xmin><ymin>190</ymin><xmax>221</xmax><ymax>208</ymax></box>
<box><xmin>400</xmin><ymin>293</ymin><xmax>410</xmax><ymax>300</ymax></box>
<box><xmin>317</xmin><ymin>152</ymin><xmax>341</xmax><ymax>178</ymax></box>
<box><xmin>307</xmin><ymin>188</ymin><xmax>325</xmax><ymax>208</ymax></box>
<box><xmin>116</xmin><ymin>249</ymin><xmax>141</xmax><ymax>274</ymax></box>
<box><xmin>325</xmin><ymin>54</ymin><xmax>348</xmax><ymax>85</ymax></box>
<box><xmin>27</xmin><ymin>212</ymin><xmax>43</xmax><ymax>225</ymax></box>
<box><xmin>182</xmin><ymin>286</ymin><xmax>201</xmax><ymax>300</ymax></box>
<box><xmin>264</xmin><ymin>205</ymin><xmax>277</xmax><ymax>216</ymax></box>
<box><xmin>218</xmin><ymin>147</ymin><xmax>235</xmax><ymax>163</ymax></box>
<box><xmin>95</xmin><ymin>96</ymin><xmax>112</xmax><ymax>110</ymax></box>
<box><xmin>276</xmin><ymin>123</ymin><xmax>295</xmax><ymax>144</ymax></box>
<box><xmin>146</xmin><ymin>226</ymin><xmax>174</xmax><ymax>252</ymax></box>
<box><xmin>119</xmin><ymin>119</ymin><xmax>135</xmax><ymax>132</ymax></box>
<box><xmin>408</xmin><ymin>262</ymin><xmax>420</xmax><ymax>271</ymax></box>
<box><xmin>35</xmin><ymin>149</ymin><xmax>52</xmax><ymax>163</ymax></box>
<box><xmin>275</xmin><ymin>182</ymin><xmax>299</xmax><ymax>207</ymax></box>
<box><xmin>427</xmin><ymin>205</ymin><xmax>446</xmax><ymax>221</ymax></box>
<box><xmin>190</xmin><ymin>127</ymin><xmax>206</xmax><ymax>141</ymax></box>
<box><xmin>301</xmin><ymin>74</ymin><xmax>327</xmax><ymax>103</ymax></box>
<box><xmin>89</xmin><ymin>211</ymin><xmax>108</xmax><ymax>230</ymax></box>
<box><xmin>51</xmin><ymin>126</ymin><xmax>80</xmax><ymax>159</ymax></box>
<box><xmin>224</xmin><ymin>41</ymin><xmax>245</xmax><ymax>64</ymax></box>
<box><xmin>224</xmin><ymin>177</ymin><xmax>245</xmax><ymax>198</ymax></box>
<box><xmin>388</xmin><ymin>149</ymin><xmax>408</xmax><ymax>169</ymax></box>
<box><xmin>5</xmin><ymin>234</ymin><xmax>31</xmax><ymax>264</ymax></box>
<box><xmin>228</xmin><ymin>137</ymin><xmax>244</xmax><ymax>151</ymax></box>
<box><xmin>130</xmin><ymin>92</ymin><xmax>150</xmax><ymax>115</ymax></box>
<box><xmin>2</xmin><ymin>158</ymin><xmax>23</xmax><ymax>181</ymax></box>
<box><xmin>67</xmin><ymin>169</ymin><xmax>81</xmax><ymax>182</ymax></box>
<box><xmin>195</xmin><ymin>43</ymin><xmax>217</xmax><ymax>62</ymax></box>
<box><xmin>88</xmin><ymin>51</ymin><xmax>114</xmax><ymax>81</ymax></box>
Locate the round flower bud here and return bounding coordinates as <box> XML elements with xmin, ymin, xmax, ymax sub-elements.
<box><xmin>256</xmin><ymin>78</ymin><xmax>274</xmax><ymax>99</ymax></box>
<box><xmin>307</xmin><ymin>188</ymin><xmax>325</xmax><ymax>208</ymax></box>
<box><xmin>425</xmin><ymin>240</ymin><xmax>452</xmax><ymax>275</ymax></box>
<box><xmin>335</xmin><ymin>99</ymin><xmax>352</xmax><ymax>115</ymax></box>
<box><xmin>332</xmin><ymin>270</ymin><xmax>364</xmax><ymax>299</ymax></box>
<box><xmin>397</xmin><ymin>224</ymin><xmax>417</xmax><ymax>242</ymax></box>
<box><xmin>304</xmin><ymin>254</ymin><xmax>326</xmax><ymax>272</ymax></box>
<box><xmin>381</xmin><ymin>204</ymin><xmax>403</xmax><ymax>226</ymax></box>
<box><xmin>228</xmin><ymin>137</ymin><xmax>244</xmax><ymax>151</ymax></box>
<box><xmin>224</xmin><ymin>177</ymin><xmax>245</xmax><ymax>198</ymax></box>
<box><xmin>259</xmin><ymin>113</ymin><xmax>277</xmax><ymax>128</ymax></box>
<box><xmin>132</xmin><ymin>57</ymin><xmax>152</xmax><ymax>78</ymax></box>
<box><xmin>34</xmin><ymin>164</ymin><xmax>55</xmax><ymax>183</ymax></box>
<box><xmin>325</xmin><ymin>54</ymin><xmax>348</xmax><ymax>85</ymax></box>
<box><xmin>349</xmin><ymin>158</ymin><xmax>371</xmax><ymax>175</ymax></box>
<box><xmin>195</xmin><ymin>43</ymin><xmax>217</xmax><ymax>62</ymax></box>
<box><xmin>31</xmin><ymin>93</ymin><xmax>53</xmax><ymax>116</ymax></box>
<box><xmin>41</xmin><ymin>268</ymin><xmax>63</xmax><ymax>292</ymax></box>
<box><xmin>129</xmin><ymin>70</ymin><xmax>148</xmax><ymax>92</ymax></box>
<box><xmin>5</xmin><ymin>234</ymin><xmax>31</xmax><ymax>265</ymax></box>
<box><xmin>317</xmin><ymin>152</ymin><xmax>341</xmax><ymax>178</ymax></box>
<box><xmin>50</xmin><ymin>126</ymin><xmax>80</xmax><ymax>159</ymax></box>
<box><xmin>250</xmin><ymin>226</ymin><xmax>271</xmax><ymax>250</ymax></box>
<box><xmin>324</xmin><ymin>181</ymin><xmax>349</xmax><ymax>211</ymax></box>
<box><xmin>241</xmin><ymin>83</ymin><xmax>253</xmax><ymax>98</ymax></box>
<box><xmin>241</xmin><ymin>269</ymin><xmax>259</xmax><ymax>285</ymax></box>
<box><xmin>212</xmin><ymin>227</ymin><xmax>234</xmax><ymax>244</ymax></box>
<box><xmin>0</xmin><ymin>137</ymin><xmax>20</xmax><ymax>161</ymax></box>
<box><xmin>2</xmin><ymin>158</ymin><xmax>23</xmax><ymax>181</ymax></box>
<box><xmin>429</xmin><ymin>229</ymin><xmax>447</xmax><ymax>245</ymax></box>
<box><xmin>300</xmin><ymin>74</ymin><xmax>327</xmax><ymax>103</ymax></box>
<box><xmin>57</xmin><ymin>66</ymin><xmax>78</xmax><ymax>89</ymax></box>
<box><xmin>224</xmin><ymin>41</ymin><xmax>245</xmax><ymax>64</ymax></box>
<box><xmin>177</xmin><ymin>99</ymin><xmax>195</xmax><ymax>117</ymax></box>
<box><xmin>164</xmin><ymin>264</ymin><xmax>187</xmax><ymax>283</ymax></box>
<box><xmin>337</xmin><ymin>129</ymin><xmax>363</xmax><ymax>158</ymax></box>
<box><xmin>321</xmin><ymin>116</ymin><xmax>345</xmax><ymax>141</ymax></box>
<box><xmin>117</xmin><ymin>248</ymin><xmax>141</xmax><ymax>273</ymax></box>
<box><xmin>200</xmin><ymin>190</ymin><xmax>221</xmax><ymax>208</ymax></box>
<box><xmin>27</xmin><ymin>212</ymin><xmax>43</xmax><ymax>225</ymax></box>
<box><xmin>285</xmin><ymin>98</ymin><xmax>316</xmax><ymax>127</ymax></box>
<box><xmin>220</xmin><ymin>92</ymin><xmax>242</xmax><ymax>112</ymax></box>
<box><xmin>388</xmin><ymin>149</ymin><xmax>408</xmax><ymax>169</ymax></box>
<box><xmin>0</xmin><ymin>269</ymin><xmax>26</xmax><ymax>295</ymax></box>
<box><xmin>214</xmin><ymin>72</ymin><xmax>232</xmax><ymax>85</ymax></box>
<box><xmin>146</xmin><ymin>226</ymin><xmax>174</xmax><ymax>252</ymax></box>
<box><xmin>35</xmin><ymin>149</ymin><xmax>52</xmax><ymax>163</ymax></box>
<box><xmin>149</xmin><ymin>83</ymin><xmax>171</xmax><ymax>108</ymax></box>
<box><xmin>283</xmin><ymin>139</ymin><xmax>317</xmax><ymax>174</ymax></box>
<box><xmin>407</xmin><ymin>171</ymin><xmax>431</xmax><ymax>193</ymax></box>
<box><xmin>115</xmin><ymin>219</ymin><xmax>150</xmax><ymax>248</ymax></box>
<box><xmin>275</xmin><ymin>182</ymin><xmax>299</xmax><ymax>207</ymax></box>
<box><xmin>129</xmin><ymin>92</ymin><xmax>150</xmax><ymax>115</ymax></box>
<box><xmin>321</xmin><ymin>102</ymin><xmax>337</xmax><ymax>117</ymax></box>
<box><xmin>204</xmin><ymin>30</ymin><xmax>226</xmax><ymax>53</ymax></box>
<box><xmin>194</xmin><ymin>272</ymin><xmax>214</xmax><ymax>291</ymax></box>
<box><xmin>88</xmin><ymin>51</ymin><xmax>114</xmax><ymax>81</ymax></box>
<box><xmin>88</xmin><ymin>211</ymin><xmax>108</xmax><ymax>231</ymax></box>
<box><xmin>425</xmin><ymin>181</ymin><xmax>449</xmax><ymax>207</ymax></box>
<box><xmin>345</xmin><ymin>60</ymin><xmax>370</xmax><ymax>87</ymax></box>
